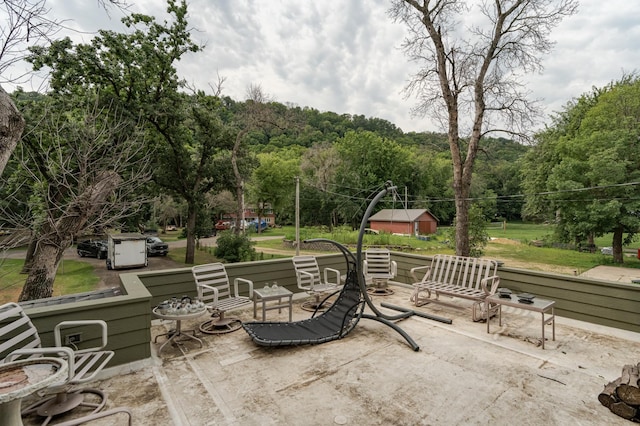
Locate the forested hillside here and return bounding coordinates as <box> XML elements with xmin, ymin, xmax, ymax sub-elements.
<box><xmin>4</xmin><ymin>91</ymin><xmax>529</xmax><ymax>235</ymax></box>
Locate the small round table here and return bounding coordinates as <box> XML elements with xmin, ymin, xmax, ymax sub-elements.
<box><xmin>0</xmin><ymin>357</ymin><xmax>68</xmax><ymax>426</ymax></box>
<box><xmin>153</xmin><ymin>307</ymin><xmax>207</xmax><ymax>355</ymax></box>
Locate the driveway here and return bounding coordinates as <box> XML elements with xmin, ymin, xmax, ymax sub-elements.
<box><xmin>579</xmin><ymin>265</ymin><xmax>640</xmax><ymax>283</ymax></box>
<box><xmin>67</xmin><ymin>235</ymin><xmax>284</xmax><ymax>290</ymax></box>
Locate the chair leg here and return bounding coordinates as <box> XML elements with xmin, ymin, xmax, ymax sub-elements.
<box><xmin>199</xmin><ymin>311</ymin><xmax>243</xmax><ymax>334</ymax></box>
<box><xmin>472</xmin><ymin>300</ymin><xmax>498</xmax><ymax>322</ymax></box>
<box><xmin>300</xmin><ymin>294</ymin><xmax>329</xmax><ymax>312</ymax></box>
<box><xmin>366</xmin><ymin>278</ymin><xmax>395</xmax><ymax>296</ymax></box>
<box><xmin>410</xmin><ymin>288</ymin><xmax>432</xmax><ymax>307</ymax></box>
<box><xmin>21</xmin><ymin>388</ymin><xmax>106</xmax><ymax>425</ymax></box>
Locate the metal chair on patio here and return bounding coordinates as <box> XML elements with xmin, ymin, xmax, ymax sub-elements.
<box><xmin>363</xmin><ymin>248</ymin><xmax>397</xmax><ymax>296</ymax></box>
<box><xmin>0</xmin><ymin>302</ymin><xmax>114</xmax><ymax>425</ymax></box>
<box><xmin>292</xmin><ymin>255</ymin><xmax>341</xmax><ymax>312</ymax></box>
<box><xmin>192</xmin><ymin>263</ymin><xmax>254</xmax><ymax>334</ymax></box>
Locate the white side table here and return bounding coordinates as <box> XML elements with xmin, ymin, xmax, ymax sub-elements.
<box><xmin>253</xmin><ymin>286</ymin><xmax>293</xmax><ymax>321</ymax></box>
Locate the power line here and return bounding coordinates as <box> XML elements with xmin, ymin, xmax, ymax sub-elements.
<box><xmin>300</xmin><ymin>179</ymin><xmax>640</xmax><ymax>205</ymax></box>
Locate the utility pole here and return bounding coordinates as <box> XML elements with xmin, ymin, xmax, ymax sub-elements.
<box><xmin>295</xmin><ymin>176</ymin><xmax>300</xmax><ymax>255</ymax></box>
<box><xmin>241</xmin><ymin>180</ymin><xmax>246</xmax><ymax>234</ymax></box>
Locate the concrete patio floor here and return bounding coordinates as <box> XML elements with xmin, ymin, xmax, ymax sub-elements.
<box><xmin>22</xmin><ymin>285</ymin><xmax>640</xmax><ymax>425</ymax></box>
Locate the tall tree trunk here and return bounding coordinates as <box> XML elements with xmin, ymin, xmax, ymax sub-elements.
<box><xmin>19</xmin><ymin>237</ymin><xmax>67</xmax><ymax>301</ymax></box>
<box><xmin>612</xmin><ymin>225</ymin><xmax>624</xmax><ymax>264</ymax></box>
<box><xmin>20</xmin><ymin>236</ymin><xmax>37</xmax><ymax>274</ymax></box>
<box><xmin>19</xmin><ymin>171</ymin><xmax>121</xmax><ymax>301</ymax></box>
<box><xmin>454</xmin><ymin>196</ymin><xmax>471</xmax><ymax>256</ymax></box>
<box><xmin>0</xmin><ymin>86</ymin><xmax>25</xmax><ymax>177</ymax></box>
<box><xmin>184</xmin><ymin>200</ymin><xmax>197</xmax><ymax>264</ymax></box>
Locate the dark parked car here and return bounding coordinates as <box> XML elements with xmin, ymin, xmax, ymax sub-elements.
<box><xmin>77</xmin><ymin>239</ymin><xmax>108</xmax><ymax>259</ymax></box>
<box><xmin>146</xmin><ymin>236</ymin><xmax>169</xmax><ymax>256</ymax></box>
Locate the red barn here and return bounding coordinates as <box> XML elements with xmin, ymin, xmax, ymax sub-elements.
<box><xmin>368</xmin><ymin>209</ymin><xmax>438</xmax><ymax>235</ymax></box>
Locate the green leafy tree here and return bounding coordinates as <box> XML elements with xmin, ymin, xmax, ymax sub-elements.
<box><xmin>299</xmin><ymin>141</ymin><xmax>341</xmax><ymax>226</ymax></box>
<box><xmin>409</xmin><ymin>150</ymin><xmax>455</xmax><ymax>224</ymax></box>
<box><xmin>248</xmin><ymin>149</ymin><xmax>300</xmax><ymax>230</ymax></box>
<box><xmin>334</xmin><ymin>130</ymin><xmax>414</xmax><ymax>226</ymax></box>
<box><xmin>522</xmin><ymin>76</ymin><xmax>640</xmax><ymax>263</ymax></box>
<box><xmin>27</xmin><ymin>0</ymin><xmax>233</xmax><ymax>264</ymax></box>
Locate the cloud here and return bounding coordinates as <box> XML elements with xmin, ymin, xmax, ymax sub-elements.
<box><xmin>6</xmin><ymin>0</ymin><xmax>640</xmax><ymax>135</ymax></box>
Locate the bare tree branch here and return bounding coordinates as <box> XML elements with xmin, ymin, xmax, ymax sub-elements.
<box><xmin>2</xmin><ymin>94</ymin><xmax>152</xmax><ymax>300</ymax></box>
<box><xmin>390</xmin><ymin>0</ymin><xmax>577</xmax><ymax>255</ymax></box>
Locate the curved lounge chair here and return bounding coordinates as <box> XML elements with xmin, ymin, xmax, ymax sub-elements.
<box><xmin>243</xmin><ymin>182</ymin><xmax>428</xmax><ymax>351</ymax></box>
<box><xmin>243</xmin><ymin>246</ymin><xmax>363</xmax><ymax>347</ymax></box>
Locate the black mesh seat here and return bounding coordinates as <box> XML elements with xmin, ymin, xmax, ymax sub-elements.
<box><xmin>242</xmin><ymin>268</ymin><xmax>363</xmax><ymax>346</ymax></box>
<box><xmin>243</xmin><ymin>182</ymin><xmax>436</xmax><ymax>351</ymax></box>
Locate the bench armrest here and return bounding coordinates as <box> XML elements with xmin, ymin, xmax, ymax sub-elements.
<box><xmin>234</xmin><ymin>277</ymin><xmax>254</xmax><ymax>299</ymax></box>
<box><xmin>410</xmin><ymin>265</ymin><xmax>432</xmax><ymax>283</ymax></box>
<box><xmin>481</xmin><ymin>275</ymin><xmax>501</xmax><ymax>295</ymax></box>
<box><xmin>324</xmin><ymin>267</ymin><xmax>341</xmax><ymax>286</ymax></box>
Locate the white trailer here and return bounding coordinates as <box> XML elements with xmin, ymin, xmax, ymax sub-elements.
<box><xmin>106</xmin><ymin>233</ymin><xmax>148</xmax><ymax>270</ymax></box>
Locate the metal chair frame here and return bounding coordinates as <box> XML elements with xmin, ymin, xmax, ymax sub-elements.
<box><xmin>192</xmin><ymin>263</ymin><xmax>254</xmax><ymax>334</ymax></box>
<box><xmin>0</xmin><ymin>302</ymin><xmax>114</xmax><ymax>425</ymax></box>
<box><xmin>292</xmin><ymin>255</ymin><xmax>341</xmax><ymax>312</ymax></box>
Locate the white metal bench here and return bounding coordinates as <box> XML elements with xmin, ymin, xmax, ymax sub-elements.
<box><xmin>410</xmin><ymin>254</ymin><xmax>500</xmax><ymax>321</ymax></box>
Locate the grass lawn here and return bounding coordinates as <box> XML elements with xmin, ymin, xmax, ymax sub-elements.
<box><xmin>167</xmin><ymin>247</ymin><xmax>219</xmax><ymax>264</ymax></box>
<box><xmin>1</xmin><ymin>259</ymin><xmax>99</xmax><ymax>304</ymax></box>
<box><xmin>253</xmin><ymin>223</ymin><xmax>640</xmax><ymax>273</ymax></box>
<box><xmin>156</xmin><ymin>229</ymin><xmax>185</xmax><ymax>242</ymax></box>
<box><xmin>4</xmin><ymin>222</ymin><xmax>638</xmax><ymax>304</ymax></box>
<box><xmin>486</xmin><ymin>221</ymin><xmax>556</xmax><ymax>242</ymax></box>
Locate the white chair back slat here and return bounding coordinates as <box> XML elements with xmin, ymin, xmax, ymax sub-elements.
<box><xmin>193</xmin><ymin>263</ymin><xmax>234</xmax><ymax>305</ymax></box>
<box><xmin>0</xmin><ymin>302</ymin><xmax>42</xmax><ymax>361</ymax></box>
<box><xmin>364</xmin><ymin>249</ymin><xmax>396</xmax><ymax>279</ymax></box>
<box><xmin>293</xmin><ymin>255</ymin><xmax>322</xmax><ymax>289</ymax></box>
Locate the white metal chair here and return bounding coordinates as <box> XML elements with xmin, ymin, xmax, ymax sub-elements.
<box><xmin>292</xmin><ymin>255</ymin><xmax>341</xmax><ymax>312</ymax></box>
<box><xmin>192</xmin><ymin>263</ymin><xmax>254</xmax><ymax>334</ymax></box>
<box><xmin>0</xmin><ymin>302</ymin><xmax>114</xmax><ymax>425</ymax></box>
<box><xmin>363</xmin><ymin>248</ymin><xmax>397</xmax><ymax>296</ymax></box>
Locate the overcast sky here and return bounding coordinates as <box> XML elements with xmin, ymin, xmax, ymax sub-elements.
<box><xmin>14</xmin><ymin>0</ymin><xmax>640</xmax><ymax>134</ymax></box>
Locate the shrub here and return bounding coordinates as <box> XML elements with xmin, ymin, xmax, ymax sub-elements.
<box><xmin>214</xmin><ymin>231</ymin><xmax>256</xmax><ymax>263</ymax></box>
<box><xmin>446</xmin><ymin>205</ymin><xmax>489</xmax><ymax>257</ymax></box>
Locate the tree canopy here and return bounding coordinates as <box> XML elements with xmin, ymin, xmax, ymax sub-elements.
<box><xmin>522</xmin><ymin>75</ymin><xmax>640</xmax><ymax>263</ymax></box>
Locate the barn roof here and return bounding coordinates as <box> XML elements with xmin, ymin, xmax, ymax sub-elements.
<box><xmin>368</xmin><ymin>209</ymin><xmax>431</xmax><ymax>222</ymax></box>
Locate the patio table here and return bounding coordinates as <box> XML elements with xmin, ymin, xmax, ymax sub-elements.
<box><xmin>253</xmin><ymin>285</ymin><xmax>293</xmax><ymax>321</ymax></box>
<box><xmin>485</xmin><ymin>293</ymin><xmax>555</xmax><ymax>349</ymax></box>
<box><xmin>0</xmin><ymin>357</ymin><xmax>68</xmax><ymax>426</ymax></box>
<box><xmin>153</xmin><ymin>307</ymin><xmax>207</xmax><ymax>355</ymax></box>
